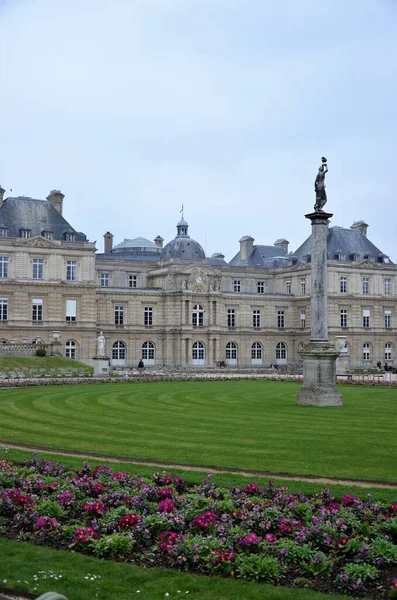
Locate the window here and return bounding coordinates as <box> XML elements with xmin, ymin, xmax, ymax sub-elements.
<box><xmin>340</xmin><ymin>309</ymin><xmax>348</xmax><ymax>328</ymax></box>
<box><xmin>192</xmin><ymin>304</ymin><xmax>204</xmax><ymax>327</ymax></box>
<box><xmin>0</xmin><ymin>299</ymin><xmax>8</xmax><ymax>321</ymax></box>
<box><xmin>385</xmin><ymin>310</ymin><xmax>391</xmax><ymax>329</ymax></box>
<box><xmin>192</xmin><ymin>341</ymin><xmax>205</xmax><ymax>360</ymax></box>
<box><xmin>277</xmin><ymin>310</ymin><xmax>285</xmax><ymax>328</ymax></box>
<box><xmin>32</xmin><ymin>299</ymin><xmax>43</xmax><ymax>322</ymax></box>
<box><xmin>363</xmin><ymin>309</ymin><xmax>370</xmax><ymax>328</ymax></box>
<box><xmin>285</xmin><ymin>281</ymin><xmax>292</xmax><ymax>295</ymax></box>
<box><xmin>65</xmin><ymin>340</ymin><xmax>76</xmax><ymax>359</ymax></box>
<box><xmin>144</xmin><ymin>306</ymin><xmax>153</xmax><ymax>327</ymax></box>
<box><xmin>66</xmin><ymin>299</ymin><xmax>77</xmax><ymax>322</ymax></box>
<box><xmin>142</xmin><ymin>341</ymin><xmax>155</xmax><ymax>360</ymax></box>
<box><xmin>0</xmin><ymin>228</ymin><xmax>8</xmax><ymax>237</ymax></box>
<box><xmin>276</xmin><ymin>342</ymin><xmax>287</xmax><ymax>360</ymax></box>
<box><xmin>128</xmin><ymin>274</ymin><xmax>137</xmax><ymax>288</ymax></box>
<box><xmin>300</xmin><ymin>310</ymin><xmax>306</xmax><ymax>328</ymax></box>
<box><xmin>115</xmin><ymin>305</ymin><xmax>124</xmax><ymax>325</ymax></box>
<box><xmin>340</xmin><ymin>276</ymin><xmax>347</xmax><ymax>293</ymax></box>
<box><xmin>32</xmin><ymin>258</ymin><xmax>44</xmax><ymax>280</ymax></box>
<box><xmin>100</xmin><ymin>273</ymin><xmax>109</xmax><ymax>287</ymax></box>
<box><xmin>251</xmin><ymin>342</ymin><xmax>262</xmax><ymax>360</ymax></box>
<box><xmin>300</xmin><ymin>279</ymin><xmax>306</xmax><ymax>295</ymax></box>
<box><xmin>20</xmin><ymin>229</ymin><xmax>31</xmax><ymax>238</ymax></box>
<box><xmin>253</xmin><ymin>310</ymin><xmax>261</xmax><ymax>328</ymax></box>
<box><xmin>113</xmin><ymin>341</ymin><xmax>126</xmax><ymax>360</ymax></box>
<box><xmin>42</xmin><ymin>231</ymin><xmax>53</xmax><ymax>240</ymax></box>
<box><xmin>362</xmin><ymin>277</ymin><xmax>370</xmax><ymax>295</ymax></box>
<box><xmin>227</xmin><ymin>309</ymin><xmax>235</xmax><ymax>327</ymax></box>
<box><xmin>385</xmin><ymin>343</ymin><xmax>392</xmax><ymax>361</ymax></box>
<box><xmin>65</xmin><ymin>233</ymin><xmax>76</xmax><ymax>242</ymax></box>
<box><xmin>226</xmin><ymin>342</ymin><xmax>237</xmax><ymax>360</ymax></box>
<box><xmin>257</xmin><ymin>281</ymin><xmax>265</xmax><ymax>294</ymax></box>
<box><xmin>66</xmin><ymin>260</ymin><xmax>77</xmax><ymax>281</ymax></box>
<box><xmin>233</xmin><ymin>280</ymin><xmax>241</xmax><ymax>293</ymax></box>
<box><xmin>0</xmin><ymin>256</ymin><xmax>8</xmax><ymax>278</ymax></box>
<box><xmin>362</xmin><ymin>343</ymin><xmax>371</xmax><ymax>361</ymax></box>
<box><xmin>384</xmin><ymin>279</ymin><xmax>391</xmax><ymax>295</ymax></box>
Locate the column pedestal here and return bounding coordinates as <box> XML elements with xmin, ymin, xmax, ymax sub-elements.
<box><xmin>93</xmin><ymin>356</ymin><xmax>110</xmax><ymax>376</ymax></box>
<box><xmin>297</xmin><ymin>343</ymin><xmax>342</xmax><ymax>406</ymax></box>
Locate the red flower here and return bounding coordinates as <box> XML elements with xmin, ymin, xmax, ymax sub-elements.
<box><xmin>119</xmin><ymin>513</ymin><xmax>140</xmax><ymax>529</ymax></box>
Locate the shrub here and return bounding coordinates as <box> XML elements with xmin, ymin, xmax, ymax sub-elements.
<box><xmin>35</xmin><ymin>347</ymin><xmax>47</xmax><ymax>357</ymax></box>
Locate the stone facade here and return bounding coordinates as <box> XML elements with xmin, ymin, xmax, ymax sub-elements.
<box><xmin>0</xmin><ymin>191</ymin><xmax>396</xmax><ymax>368</ymax></box>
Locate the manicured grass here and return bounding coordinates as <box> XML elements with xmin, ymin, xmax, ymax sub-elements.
<box><xmin>0</xmin><ymin>538</ymin><xmax>352</xmax><ymax>600</ymax></box>
<box><xmin>0</xmin><ymin>380</ymin><xmax>396</xmax><ymax>482</ymax></box>
<box><xmin>3</xmin><ymin>447</ymin><xmax>397</xmax><ymax>503</ymax></box>
<box><xmin>0</xmin><ymin>355</ymin><xmax>93</xmax><ymax>372</ymax></box>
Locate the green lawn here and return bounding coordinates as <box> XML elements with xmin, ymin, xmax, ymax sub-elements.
<box><xmin>0</xmin><ymin>380</ymin><xmax>396</xmax><ymax>482</ymax></box>
<box><xmin>0</xmin><ymin>355</ymin><xmax>93</xmax><ymax>373</ymax></box>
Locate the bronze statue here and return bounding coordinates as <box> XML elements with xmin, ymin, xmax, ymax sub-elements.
<box><xmin>314</xmin><ymin>157</ymin><xmax>328</xmax><ymax>211</ymax></box>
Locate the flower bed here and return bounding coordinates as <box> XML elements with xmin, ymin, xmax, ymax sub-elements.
<box><xmin>0</xmin><ymin>456</ymin><xmax>396</xmax><ymax>598</ymax></box>
<box><xmin>1</xmin><ymin>374</ymin><xmax>396</xmax><ymax>388</ymax></box>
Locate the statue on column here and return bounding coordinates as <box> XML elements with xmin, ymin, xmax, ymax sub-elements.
<box><xmin>96</xmin><ymin>332</ymin><xmax>106</xmax><ymax>356</ymax></box>
<box><xmin>314</xmin><ymin>157</ymin><xmax>328</xmax><ymax>211</ymax></box>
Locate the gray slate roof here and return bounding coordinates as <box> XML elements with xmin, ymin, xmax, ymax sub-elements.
<box><xmin>292</xmin><ymin>226</ymin><xmax>391</xmax><ymax>263</ymax></box>
<box><xmin>229</xmin><ymin>245</ymin><xmax>288</xmax><ymax>267</ymax></box>
<box><xmin>111</xmin><ymin>237</ymin><xmax>161</xmax><ymax>255</ymax></box>
<box><xmin>0</xmin><ymin>196</ymin><xmax>86</xmax><ymax>241</ymax></box>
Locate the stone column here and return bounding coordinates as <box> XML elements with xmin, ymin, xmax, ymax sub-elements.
<box><xmin>297</xmin><ymin>211</ymin><xmax>342</xmax><ymax>407</ymax></box>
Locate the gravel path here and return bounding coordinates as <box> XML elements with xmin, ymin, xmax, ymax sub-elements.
<box><xmin>2</xmin><ymin>441</ymin><xmax>396</xmax><ymax>490</ymax></box>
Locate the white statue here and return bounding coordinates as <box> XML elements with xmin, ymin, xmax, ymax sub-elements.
<box><xmin>96</xmin><ymin>332</ymin><xmax>106</xmax><ymax>356</ymax></box>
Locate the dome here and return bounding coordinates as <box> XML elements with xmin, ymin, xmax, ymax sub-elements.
<box><xmin>160</xmin><ymin>216</ymin><xmax>205</xmax><ymax>261</ymax></box>
<box><xmin>160</xmin><ymin>237</ymin><xmax>205</xmax><ymax>261</ymax></box>
<box><xmin>111</xmin><ymin>237</ymin><xmax>161</xmax><ymax>255</ymax></box>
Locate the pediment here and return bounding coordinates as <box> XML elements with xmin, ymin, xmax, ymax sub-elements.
<box><xmin>19</xmin><ymin>236</ymin><xmax>61</xmax><ymax>249</ymax></box>
<box><xmin>354</xmin><ymin>259</ymin><xmax>386</xmax><ymax>270</ymax></box>
<box><xmin>180</xmin><ymin>266</ymin><xmax>220</xmax><ymax>292</ymax></box>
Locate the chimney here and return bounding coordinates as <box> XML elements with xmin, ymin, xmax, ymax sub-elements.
<box><xmin>104</xmin><ymin>231</ymin><xmax>113</xmax><ymax>253</ymax></box>
<box><xmin>350</xmin><ymin>221</ymin><xmax>368</xmax><ymax>237</ymax></box>
<box><xmin>154</xmin><ymin>235</ymin><xmax>164</xmax><ymax>248</ymax></box>
<box><xmin>0</xmin><ymin>185</ymin><xmax>5</xmax><ymax>209</ymax></box>
<box><xmin>274</xmin><ymin>238</ymin><xmax>289</xmax><ymax>254</ymax></box>
<box><xmin>47</xmin><ymin>189</ymin><xmax>64</xmax><ymax>215</ymax></box>
<box><xmin>239</xmin><ymin>235</ymin><xmax>254</xmax><ymax>261</ymax></box>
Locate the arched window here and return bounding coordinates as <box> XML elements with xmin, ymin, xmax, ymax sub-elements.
<box><xmin>385</xmin><ymin>343</ymin><xmax>393</xmax><ymax>361</ymax></box>
<box><xmin>0</xmin><ymin>339</ymin><xmax>9</xmax><ymax>345</ymax></box>
<box><xmin>362</xmin><ymin>342</ymin><xmax>371</xmax><ymax>361</ymax></box>
<box><xmin>192</xmin><ymin>304</ymin><xmax>204</xmax><ymax>327</ymax></box>
<box><xmin>65</xmin><ymin>340</ymin><xmax>76</xmax><ymax>359</ymax></box>
<box><xmin>226</xmin><ymin>341</ymin><xmax>237</xmax><ymax>364</ymax></box>
<box><xmin>192</xmin><ymin>341</ymin><xmax>205</xmax><ymax>364</ymax></box>
<box><xmin>276</xmin><ymin>342</ymin><xmax>287</xmax><ymax>361</ymax></box>
<box><xmin>251</xmin><ymin>342</ymin><xmax>262</xmax><ymax>360</ymax></box>
<box><xmin>142</xmin><ymin>341</ymin><xmax>155</xmax><ymax>361</ymax></box>
<box><xmin>112</xmin><ymin>341</ymin><xmax>126</xmax><ymax>360</ymax></box>
<box><xmin>251</xmin><ymin>342</ymin><xmax>262</xmax><ymax>364</ymax></box>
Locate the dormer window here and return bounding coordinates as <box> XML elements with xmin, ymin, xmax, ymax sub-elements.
<box><xmin>303</xmin><ymin>254</ymin><xmax>311</xmax><ymax>263</ymax></box>
<box><xmin>42</xmin><ymin>230</ymin><xmax>53</xmax><ymax>240</ymax></box>
<box><xmin>20</xmin><ymin>229</ymin><xmax>31</xmax><ymax>238</ymax></box>
<box><xmin>0</xmin><ymin>228</ymin><xmax>8</xmax><ymax>237</ymax></box>
<box><xmin>64</xmin><ymin>232</ymin><xmax>76</xmax><ymax>242</ymax></box>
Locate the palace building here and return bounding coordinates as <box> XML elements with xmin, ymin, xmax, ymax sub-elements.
<box><xmin>0</xmin><ymin>186</ymin><xmax>395</xmax><ymax>369</ymax></box>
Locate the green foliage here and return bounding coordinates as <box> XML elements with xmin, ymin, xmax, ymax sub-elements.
<box><xmin>35</xmin><ymin>347</ymin><xmax>47</xmax><ymax>357</ymax></box>
<box><xmin>36</xmin><ymin>499</ymin><xmax>66</xmax><ymax>520</ymax></box>
<box><xmin>369</xmin><ymin>538</ymin><xmax>397</xmax><ymax>563</ymax></box>
<box><xmin>90</xmin><ymin>533</ymin><xmax>133</xmax><ymax>558</ymax></box>
<box><xmin>336</xmin><ymin>562</ymin><xmax>378</xmax><ymax>590</ymax></box>
<box><xmin>278</xmin><ymin>541</ymin><xmax>315</xmax><ymax>564</ymax></box>
<box><xmin>378</xmin><ymin>517</ymin><xmax>397</xmax><ymax>542</ymax></box>
<box><xmin>300</xmin><ymin>552</ymin><xmax>332</xmax><ymax>577</ymax></box>
<box><xmin>236</xmin><ymin>554</ymin><xmax>283</xmax><ymax>583</ymax></box>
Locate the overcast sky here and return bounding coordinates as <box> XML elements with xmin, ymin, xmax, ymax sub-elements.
<box><xmin>1</xmin><ymin>0</ymin><xmax>396</xmax><ymax>261</ymax></box>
